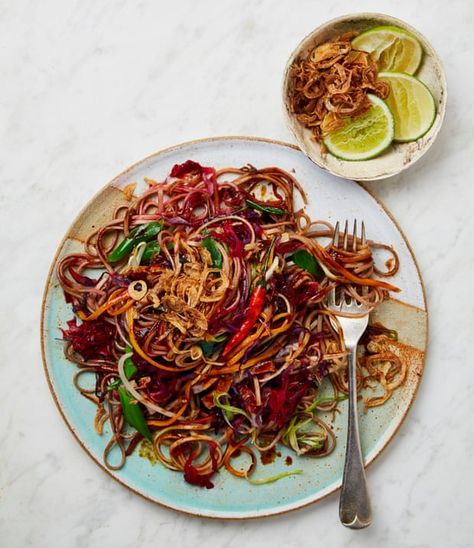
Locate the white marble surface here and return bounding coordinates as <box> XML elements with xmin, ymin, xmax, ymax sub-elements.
<box><xmin>1</xmin><ymin>0</ymin><xmax>473</xmax><ymax>546</ymax></box>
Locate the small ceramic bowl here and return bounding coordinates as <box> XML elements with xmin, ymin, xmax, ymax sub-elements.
<box><xmin>282</xmin><ymin>13</ymin><xmax>447</xmax><ymax>181</ymax></box>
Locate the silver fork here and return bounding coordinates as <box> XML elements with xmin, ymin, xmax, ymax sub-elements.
<box><xmin>327</xmin><ymin>220</ymin><xmax>372</xmax><ymax>529</ymax></box>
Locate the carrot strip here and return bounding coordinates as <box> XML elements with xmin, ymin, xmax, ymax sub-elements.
<box><xmin>126</xmin><ymin>308</ymin><xmax>190</xmax><ymax>372</ymax></box>
<box><xmin>78</xmin><ymin>289</ymin><xmax>128</xmax><ymax>321</ymax></box>
<box><xmin>107</xmin><ymin>298</ymin><xmax>134</xmax><ymax>316</ymax></box>
<box><xmin>147</xmin><ymin>401</ymin><xmax>188</xmax><ymax>427</ymax></box>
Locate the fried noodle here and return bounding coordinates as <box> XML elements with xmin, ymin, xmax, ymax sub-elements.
<box><xmin>58</xmin><ymin>160</ymin><xmax>402</xmax><ymax>487</ymax></box>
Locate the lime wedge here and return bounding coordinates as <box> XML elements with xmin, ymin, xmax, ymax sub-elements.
<box><xmin>323</xmin><ymin>94</ymin><xmax>394</xmax><ymax>161</ymax></box>
<box><xmin>378</xmin><ymin>72</ymin><xmax>436</xmax><ymax>142</ymax></box>
<box><xmin>352</xmin><ymin>26</ymin><xmax>423</xmax><ymax>74</ymax></box>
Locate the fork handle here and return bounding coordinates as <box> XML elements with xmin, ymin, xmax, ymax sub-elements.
<box><xmin>339</xmin><ymin>344</ymin><xmax>372</xmax><ymax>529</ymax></box>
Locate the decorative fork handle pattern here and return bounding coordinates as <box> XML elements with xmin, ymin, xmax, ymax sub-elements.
<box><xmin>339</xmin><ymin>343</ymin><xmax>372</xmax><ymax>529</ymax></box>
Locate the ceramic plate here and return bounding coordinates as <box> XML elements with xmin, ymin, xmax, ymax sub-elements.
<box><xmin>41</xmin><ymin>137</ymin><xmax>427</xmax><ymax>518</ymax></box>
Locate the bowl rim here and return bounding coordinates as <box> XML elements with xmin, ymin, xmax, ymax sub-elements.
<box><xmin>282</xmin><ymin>12</ymin><xmax>448</xmax><ymax>181</ymax></box>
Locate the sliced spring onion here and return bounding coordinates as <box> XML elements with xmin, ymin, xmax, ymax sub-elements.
<box><xmin>141</xmin><ymin>241</ymin><xmax>161</xmax><ymax>263</ymax></box>
<box><xmin>213</xmin><ymin>392</ymin><xmax>251</xmax><ymax>422</ymax></box>
<box><xmin>245</xmin><ymin>469</ymin><xmax>303</xmax><ymax>485</ymax></box>
<box><xmin>198</xmin><ymin>334</ymin><xmax>227</xmax><ymax>357</ymax></box>
<box><xmin>246</xmin><ymin>199</ymin><xmax>286</xmax><ymax>216</ymax></box>
<box><xmin>126</xmin><ymin>241</ymin><xmax>147</xmax><ymax>269</ymax></box>
<box><xmin>265</xmin><ymin>256</ymin><xmax>280</xmax><ymax>281</ymax></box>
<box><xmin>202</xmin><ymin>237</ymin><xmax>223</xmax><ymax>268</ymax></box>
<box><xmin>283</xmin><ymin>414</ymin><xmax>332</xmax><ymax>455</ymax></box>
<box><xmin>107</xmin><ymin>347</ymin><xmax>137</xmax><ymax>390</ymax></box>
<box><xmin>123</xmin><ymin>345</ymin><xmax>137</xmax><ymax>379</ymax></box>
<box><xmin>283</xmin><ymin>416</ymin><xmax>312</xmax><ymax>455</ymax></box>
<box><xmin>108</xmin><ymin>220</ymin><xmax>163</xmax><ymax>263</ymax></box>
<box><xmin>118</xmin><ymin>386</ymin><xmax>152</xmax><ymax>441</ymax></box>
<box><xmin>300</xmin><ymin>437</ymin><xmax>324</xmax><ymax>450</ymax></box>
<box><xmin>304</xmin><ymin>394</ymin><xmax>348</xmax><ymax>414</ymax></box>
<box><xmin>106</xmin><ymin>379</ymin><xmax>121</xmax><ymax>391</ymax></box>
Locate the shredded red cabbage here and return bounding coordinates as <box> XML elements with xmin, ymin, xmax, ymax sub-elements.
<box><xmin>62</xmin><ymin>318</ymin><xmax>115</xmax><ymax>360</ymax></box>
<box><xmin>262</xmin><ymin>371</ymin><xmax>311</xmax><ymax>429</ymax></box>
<box><xmin>276</xmin><ymin>240</ymin><xmax>302</xmax><ymax>255</ymax></box>
<box><xmin>68</xmin><ymin>266</ymin><xmax>96</xmax><ymax>287</ymax></box>
<box><xmin>183</xmin><ymin>443</ymin><xmax>218</xmax><ymax>489</ymax></box>
<box><xmin>109</xmin><ymin>273</ymin><xmax>132</xmax><ymax>288</ymax></box>
<box><xmin>210</xmin><ymin>225</ymin><xmax>242</xmax><ymax>260</ymax></box>
<box><xmin>146</xmin><ymin>371</ymin><xmax>180</xmax><ymax>404</ymax></box>
<box><xmin>170</xmin><ymin>160</ymin><xmax>203</xmax><ymax>178</ymax></box>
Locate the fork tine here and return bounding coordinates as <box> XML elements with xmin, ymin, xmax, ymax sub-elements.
<box><xmin>352</xmin><ymin>219</ymin><xmax>358</xmax><ymax>252</ymax></box>
<box><xmin>333</xmin><ymin>221</ymin><xmax>340</xmax><ymax>247</ymax></box>
<box><xmin>361</xmin><ymin>221</ymin><xmax>366</xmax><ymax>246</ymax></box>
<box><xmin>342</xmin><ymin>220</ymin><xmax>349</xmax><ymax>251</ymax></box>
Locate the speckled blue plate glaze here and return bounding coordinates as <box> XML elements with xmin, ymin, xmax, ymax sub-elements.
<box><xmin>41</xmin><ymin>137</ymin><xmax>427</xmax><ymax>518</ymax></box>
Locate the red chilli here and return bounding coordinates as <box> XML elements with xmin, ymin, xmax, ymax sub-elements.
<box><xmin>222</xmin><ymin>237</ymin><xmax>276</xmax><ymax>357</ymax></box>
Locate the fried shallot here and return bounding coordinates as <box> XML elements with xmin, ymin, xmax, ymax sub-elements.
<box><xmin>290</xmin><ymin>32</ymin><xmax>390</xmax><ymax>145</ymax></box>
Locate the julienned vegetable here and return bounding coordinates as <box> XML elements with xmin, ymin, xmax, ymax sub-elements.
<box><xmin>107</xmin><ymin>220</ymin><xmax>163</xmax><ymax>263</ymax></box>
<box><xmin>202</xmin><ymin>237</ymin><xmax>223</xmax><ymax>268</ymax></box>
<box><xmin>198</xmin><ymin>334</ymin><xmax>227</xmax><ymax>357</ymax></box>
<box><xmin>214</xmin><ymin>392</ymin><xmax>251</xmax><ymax>422</ymax></box>
<box><xmin>245</xmin><ymin>469</ymin><xmax>303</xmax><ymax>485</ymax></box>
<box><xmin>221</xmin><ymin>284</ymin><xmax>266</xmax><ymax>357</ymax></box>
<box><xmin>246</xmin><ymin>198</ymin><xmax>286</xmax><ymax>216</ymax></box>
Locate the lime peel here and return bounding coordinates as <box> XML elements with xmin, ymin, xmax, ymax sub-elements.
<box><xmin>352</xmin><ymin>26</ymin><xmax>423</xmax><ymax>74</ymax></box>
<box><xmin>323</xmin><ymin>94</ymin><xmax>394</xmax><ymax>161</ymax></box>
<box><xmin>378</xmin><ymin>71</ymin><xmax>436</xmax><ymax>142</ymax></box>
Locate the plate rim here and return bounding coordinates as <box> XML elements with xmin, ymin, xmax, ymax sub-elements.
<box><xmin>40</xmin><ymin>135</ymin><xmax>428</xmax><ymax>519</ymax></box>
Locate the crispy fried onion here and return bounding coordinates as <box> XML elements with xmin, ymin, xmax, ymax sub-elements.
<box><xmin>161</xmin><ymin>295</ymin><xmax>208</xmax><ymax>337</ymax></box>
<box><xmin>362</xmin><ymin>337</ymin><xmax>407</xmax><ymax>409</ymax></box>
<box><xmin>146</xmin><ymin>249</ymin><xmax>229</xmax><ymax>338</ymax></box>
<box><xmin>290</xmin><ymin>32</ymin><xmax>390</xmax><ymax>143</ymax></box>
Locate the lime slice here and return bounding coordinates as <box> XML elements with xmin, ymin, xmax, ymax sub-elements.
<box><xmin>323</xmin><ymin>94</ymin><xmax>394</xmax><ymax>161</ymax></box>
<box><xmin>352</xmin><ymin>26</ymin><xmax>423</xmax><ymax>74</ymax></box>
<box><xmin>378</xmin><ymin>72</ymin><xmax>436</xmax><ymax>142</ymax></box>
